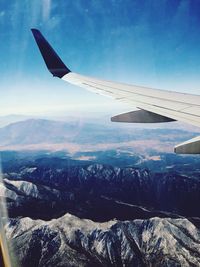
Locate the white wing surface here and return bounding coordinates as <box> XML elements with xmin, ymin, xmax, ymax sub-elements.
<box><xmin>63</xmin><ymin>72</ymin><xmax>200</xmax><ymax>127</ymax></box>
<box><xmin>31</xmin><ymin>29</ymin><xmax>200</xmax><ymax>154</ymax></box>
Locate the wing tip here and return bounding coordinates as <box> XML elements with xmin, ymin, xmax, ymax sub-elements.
<box><xmin>31</xmin><ymin>28</ymin><xmax>39</xmax><ymax>32</ymax></box>
<box><xmin>31</xmin><ymin>28</ymin><xmax>71</xmax><ymax>78</ymax></box>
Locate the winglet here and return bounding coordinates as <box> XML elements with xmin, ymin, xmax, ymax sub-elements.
<box><xmin>31</xmin><ymin>29</ymin><xmax>70</xmax><ymax>78</ymax></box>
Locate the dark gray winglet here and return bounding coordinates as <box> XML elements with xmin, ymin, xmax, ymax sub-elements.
<box><xmin>31</xmin><ymin>28</ymin><xmax>70</xmax><ymax>78</ymax></box>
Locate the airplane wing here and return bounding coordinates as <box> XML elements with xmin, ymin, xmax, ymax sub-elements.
<box><xmin>31</xmin><ymin>29</ymin><xmax>200</xmax><ymax>154</ymax></box>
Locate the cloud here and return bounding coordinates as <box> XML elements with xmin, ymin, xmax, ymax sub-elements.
<box><xmin>42</xmin><ymin>0</ymin><xmax>51</xmax><ymax>21</ymax></box>
<box><xmin>75</xmin><ymin>156</ymin><xmax>97</xmax><ymax>161</ymax></box>
<box><xmin>0</xmin><ymin>10</ymin><xmax>5</xmax><ymax>25</ymax></box>
<box><xmin>0</xmin><ymin>11</ymin><xmax>5</xmax><ymax>17</ymax></box>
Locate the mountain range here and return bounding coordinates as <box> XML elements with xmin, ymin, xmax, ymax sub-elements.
<box><xmin>1</xmin><ymin>157</ymin><xmax>200</xmax><ymax>220</ymax></box>
<box><xmin>5</xmin><ymin>213</ymin><xmax>200</xmax><ymax>267</ymax></box>
<box><xmin>0</xmin><ymin>118</ymin><xmax>199</xmax><ymax>266</ymax></box>
<box><xmin>0</xmin><ymin>118</ymin><xmax>198</xmax><ymax>155</ymax></box>
<box><xmin>0</xmin><ymin>154</ymin><xmax>199</xmax><ymax>266</ymax></box>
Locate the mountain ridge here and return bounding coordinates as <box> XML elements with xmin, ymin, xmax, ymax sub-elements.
<box><xmin>0</xmin><ymin>118</ymin><xmax>197</xmax><ymax>154</ymax></box>
<box><xmin>5</xmin><ymin>213</ymin><xmax>200</xmax><ymax>267</ymax></box>
<box><xmin>2</xmin><ymin>160</ymin><xmax>200</xmax><ymax>220</ymax></box>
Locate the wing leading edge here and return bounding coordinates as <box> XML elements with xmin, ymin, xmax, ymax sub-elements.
<box><xmin>31</xmin><ymin>29</ymin><xmax>200</xmax><ymax>154</ymax></box>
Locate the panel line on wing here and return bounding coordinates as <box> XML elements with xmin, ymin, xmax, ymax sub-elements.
<box><xmin>82</xmin><ymin>81</ymin><xmax>200</xmax><ymax>118</ymax></box>
<box><xmin>83</xmin><ymin>82</ymin><xmax>200</xmax><ymax>124</ymax></box>
<box><xmin>118</xmin><ymin>97</ymin><xmax>200</xmax><ymax>127</ymax></box>
<box><xmin>82</xmin><ymin>83</ymin><xmax>114</xmax><ymax>95</ymax></box>
<box><xmin>82</xmin><ymin>79</ymin><xmax>200</xmax><ymax>108</ymax></box>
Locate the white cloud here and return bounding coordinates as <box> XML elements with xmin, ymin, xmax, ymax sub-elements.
<box><xmin>42</xmin><ymin>0</ymin><xmax>51</xmax><ymax>21</ymax></box>
<box><xmin>0</xmin><ymin>11</ymin><xmax>5</xmax><ymax>17</ymax></box>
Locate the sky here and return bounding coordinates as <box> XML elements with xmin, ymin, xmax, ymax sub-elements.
<box><xmin>1</xmin><ymin>0</ymin><xmax>200</xmax><ymax>116</ymax></box>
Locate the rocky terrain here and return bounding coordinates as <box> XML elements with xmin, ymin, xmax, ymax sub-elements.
<box><xmin>0</xmin><ymin>154</ymin><xmax>199</xmax><ymax>266</ymax></box>
<box><xmin>5</xmin><ymin>214</ymin><xmax>200</xmax><ymax>267</ymax></box>
<box><xmin>1</xmin><ymin>158</ymin><xmax>200</xmax><ymax>220</ymax></box>
<box><xmin>0</xmin><ymin>117</ymin><xmax>199</xmax><ymax>266</ymax></box>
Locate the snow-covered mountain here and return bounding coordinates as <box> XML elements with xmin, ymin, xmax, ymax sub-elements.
<box><xmin>1</xmin><ymin>154</ymin><xmax>200</xmax><ymax>266</ymax></box>
<box><xmin>5</xmin><ymin>213</ymin><xmax>200</xmax><ymax>267</ymax></box>
<box><xmin>2</xmin><ymin>160</ymin><xmax>200</xmax><ymax>220</ymax></box>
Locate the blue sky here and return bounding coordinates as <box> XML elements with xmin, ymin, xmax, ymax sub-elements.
<box><xmin>1</xmin><ymin>0</ymin><xmax>200</xmax><ymax>116</ymax></box>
